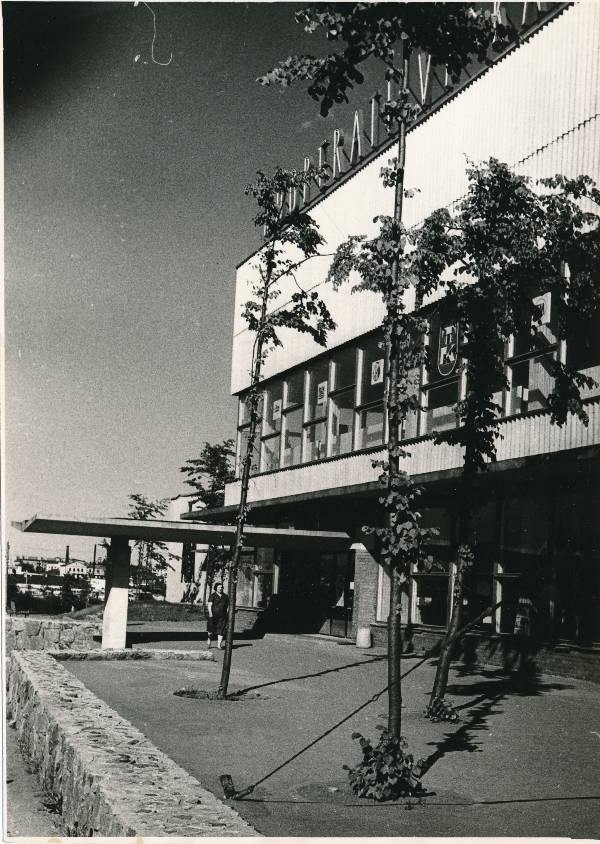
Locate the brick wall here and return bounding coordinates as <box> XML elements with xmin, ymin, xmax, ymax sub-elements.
<box><xmin>352</xmin><ymin>548</ymin><xmax>379</xmax><ymax>637</ymax></box>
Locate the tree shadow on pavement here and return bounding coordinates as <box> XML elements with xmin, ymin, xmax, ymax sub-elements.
<box><xmin>233</xmin><ymin>653</ymin><xmax>388</xmax><ymax>696</ymax></box>
<box><xmin>421</xmin><ymin>690</ymin><xmax>505</xmax><ymax>776</ymax></box>
<box><xmin>421</xmin><ymin>665</ymin><xmax>573</xmax><ymax>778</ymax></box>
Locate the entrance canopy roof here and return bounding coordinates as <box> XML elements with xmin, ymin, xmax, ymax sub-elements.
<box><xmin>14</xmin><ymin>514</ymin><xmax>352</xmax><ymax>552</ymax></box>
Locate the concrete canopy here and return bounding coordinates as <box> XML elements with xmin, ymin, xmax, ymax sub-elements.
<box><xmin>13</xmin><ymin>514</ymin><xmax>352</xmax><ymax>552</ymax></box>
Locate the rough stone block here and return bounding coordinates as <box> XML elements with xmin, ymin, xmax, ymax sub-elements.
<box><xmin>43</xmin><ymin>627</ymin><xmax>61</xmax><ymax>644</ymax></box>
<box><xmin>24</xmin><ymin>619</ymin><xmax>42</xmax><ymax>638</ymax></box>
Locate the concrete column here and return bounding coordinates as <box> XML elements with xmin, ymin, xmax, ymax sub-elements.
<box><xmin>102</xmin><ymin>537</ymin><xmax>131</xmax><ymax>649</ymax></box>
<box><xmin>352</xmin><ymin>543</ymin><xmax>379</xmax><ymax>648</ymax></box>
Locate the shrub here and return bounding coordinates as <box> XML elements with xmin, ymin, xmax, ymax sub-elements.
<box><xmin>344</xmin><ymin>727</ymin><xmax>425</xmax><ymax>801</ymax></box>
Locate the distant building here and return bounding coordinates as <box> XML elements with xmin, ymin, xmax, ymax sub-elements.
<box><xmin>59</xmin><ymin>560</ymin><xmax>88</xmax><ymax>578</ymax></box>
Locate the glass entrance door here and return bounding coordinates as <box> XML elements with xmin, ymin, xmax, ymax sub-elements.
<box><xmin>277</xmin><ymin>551</ymin><xmax>355</xmax><ymax>636</ymax></box>
<box><xmin>319</xmin><ymin>553</ymin><xmax>354</xmax><ymax>637</ymax></box>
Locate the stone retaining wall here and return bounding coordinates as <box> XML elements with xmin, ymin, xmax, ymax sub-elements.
<box><xmin>5</xmin><ymin>616</ymin><xmax>100</xmax><ymax>654</ymax></box>
<box><xmin>6</xmin><ymin>651</ymin><xmax>258</xmax><ymax>837</ymax></box>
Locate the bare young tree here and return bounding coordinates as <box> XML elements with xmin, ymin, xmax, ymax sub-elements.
<box><xmin>260</xmin><ymin>2</ymin><xmax>511</xmax><ymax>740</ymax></box>
<box><xmin>218</xmin><ymin>167</ymin><xmax>335</xmax><ymax>698</ymax></box>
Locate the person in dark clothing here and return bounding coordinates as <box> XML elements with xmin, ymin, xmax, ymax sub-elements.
<box><xmin>207</xmin><ymin>582</ymin><xmax>228</xmax><ymax>649</ymax></box>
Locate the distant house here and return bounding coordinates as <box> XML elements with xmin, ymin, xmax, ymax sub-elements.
<box><xmin>59</xmin><ymin>560</ymin><xmax>87</xmax><ymax>578</ymax></box>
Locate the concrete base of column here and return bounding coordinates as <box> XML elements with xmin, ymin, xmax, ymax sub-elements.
<box><xmin>102</xmin><ymin>537</ymin><xmax>131</xmax><ymax>649</ymax></box>
<box><xmin>356</xmin><ymin>626</ymin><xmax>372</xmax><ymax>648</ymax></box>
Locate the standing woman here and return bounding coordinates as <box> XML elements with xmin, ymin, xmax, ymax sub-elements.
<box><xmin>207</xmin><ymin>582</ymin><xmax>228</xmax><ymax>650</ymax></box>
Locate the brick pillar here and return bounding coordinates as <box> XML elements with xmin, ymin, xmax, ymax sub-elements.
<box><xmin>352</xmin><ymin>543</ymin><xmax>379</xmax><ymax>648</ymax></box>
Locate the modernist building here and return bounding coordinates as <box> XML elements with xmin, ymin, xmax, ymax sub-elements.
<box><xmin>186</xmin><ymin>3</ymin><xmax>600</xmax><ymax>672</ymax></box>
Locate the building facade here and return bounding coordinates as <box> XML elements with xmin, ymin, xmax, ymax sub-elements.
<box><xmin>191</xmin><ymin>3</ymin><xmax>600</xmax><ymax>673</ymax></box>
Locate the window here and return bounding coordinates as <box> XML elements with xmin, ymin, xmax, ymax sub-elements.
<box><xmin>285</xmin><ymin>370</ymin><xmax>305</xmax><ymax>408</ymax></box>
<box><xmin>424</xmin><ymin>381</ymin><xmax>459</xmax><ymax>434</ymax></box>
<box><xmin>508</xmin><ymin>354</ymin><xmax>556</xmax><ymax>415</ymax></box>
<box><xmin>566</xmin><ymin>330</ymin><xmax>600</xmax><ymax>400</ymax></box>
<box><xmin>507</xmin><ymin>292</ymin><xmax>558</xmax><ymax>416</ymax></box>
<box><xmin>237</xmin><ymin>427</ymin><xmax>260</xmax><ymax>476</ymax></box>
<box><xmin>413</xmin><ymin>566</ymin><xmax>451</xmax><ymax>626</ymax></box>
<box><xmin>355</xmin><ymin>333</ymin><xmax>385</xmax><ymax>450</ymax></box>
<box><xmin>238</xmin><ymin>396</ymin><xmax>250</xmax><ymax>426</ymax></box>
<box><xmin>305</xmin><ymin>360</ymin><xmax>329</xmax><ymax>461</ymax></box>
<box><xmin>329</xmin><ymin>347</ymin><xmax>357</xmax><ymax>457</ymax></box>
<box><xmin>412</xmin><ymin>505</ymin><xmax>454</xmax><ymax>626</ymax></box>
<box><xmin>261</xmin><ymin>434</ymin><xmax>280</xmax><ymax>472</ymax></box>
<box><xmin>360</xmin><ymin>334</ymin><xmax>385</xmax><ymax>406</ymax></box>
<box><xmin>357</xmin><ymin>404</ymin><xmax>384</xmax><ymax>449</ymax></box>
<box><xmin>236</xmin><ymin>391</ymin><xmax>262</xmax><ymax>477</ymax></box>
<box><xmin>332</xmin><ymin>346</ymin><xmax>356</xmax><ymax>392</ymax></box>
<box><xmin>263</xmin><ymin>382</ymin><xmax>283</xmax><ymax>436</ymax></box>
<box><xmin>305</xmin><ymin>420</ymin><xmax>327</xmax><ymax>462</ymax></box>
<box><xmin>307</xmin><ymin>360</ymin><xmax>329</xmax><ymax>421</ymax></box>
<box><xmin>253</xmin><ymin>548</ymin><xmax>279</xmax><ymax>608</ymax></box>
<box><xmin>331</xmin><ymin>389</ymin><xmax>355</xmax><ymax>456</ymax></box>
<box><xmin>464</xmin><ymin>500</ymin><xmax>497</xmax><ymax>628</ymax></box>
<box><xmin>282</xmin><ymin>407</ymin><xmax>303</xmax><ymax>466</ymax></box>
<box><xmin>236</xmin><ymin>550</ymin><xmax>256</xmax><ymax>607</ymax></box>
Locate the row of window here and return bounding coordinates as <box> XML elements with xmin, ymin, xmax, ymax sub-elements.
<box><xmin>377</xmin><ymin>487</ymin><xmax>600</xmax><ymax>645</ymax></box>
<box><xmin>236</xmin><ymin>301</ymin><xmax>600</xmax><ymax>477</ymax></box>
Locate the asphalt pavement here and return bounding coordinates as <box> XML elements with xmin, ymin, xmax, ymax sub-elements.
<box><xmin>62</xmin><ymin>628</ymin><xmax>600</xmax><ymax>837</ymax></box>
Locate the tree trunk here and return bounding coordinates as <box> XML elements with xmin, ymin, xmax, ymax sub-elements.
<box><xmin>386</xmin><ymin>47</ymin><xmax>409</xmax><ymax>739</ymax></box>
<box><xmin>429</xmin><ymin>551</ymin><xmax>465</xmax><ymax>706</ymax></box>
<box><xmin>217</xmin><ymin>267</ymin><xmax>271</xmax><ymax>699</ymax></box>
<box><xmin>429</xmin><ymin>474</ymin><xmax>473</xmax><ymax>707</ymax></box>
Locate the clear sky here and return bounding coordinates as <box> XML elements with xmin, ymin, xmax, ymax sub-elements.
<box><xmin>4</xmin><ymin>1</ymin><xmax>383</xmax><ymax>560</ymax></box>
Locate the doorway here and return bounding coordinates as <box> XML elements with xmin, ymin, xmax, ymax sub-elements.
<box><xmin>278</xmin><ymin>551</ymin><xmax>354</xmax><ymax>636</ymax></box>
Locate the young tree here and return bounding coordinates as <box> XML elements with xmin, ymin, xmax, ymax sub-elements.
<box><xmin>180</xmin><ymin>439</ymin><xmax>236</xmax><ymax>598</ymax></box>
<box><xmin>127</xmin><ymin>494</ymin><xmax>172</xmax><ymax>592</ymax></box>
<box><xmin>407</xmin><ymin>159</ymin><xmax>600</xmax><ymax>709</ymax></box>
<box><xmin>260</xmin><ymin>2</ymin><xmax>511</xmax><ymax>740</ymax></box>
<box><xmin>327</xmin><ymin>203</ymin><xmax>439</xmax><ymax>740</ymax></box>
<box><xmin>218</xmin><ymin>166</ymin><xmax>335</xmax><ymax>698</ymax></box>
<box><xmin>180</xmin><ymin>439</ymin><xmax>236</xmax><ymax>509</ymax></box>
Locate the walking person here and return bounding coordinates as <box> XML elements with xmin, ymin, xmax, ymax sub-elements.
<box><xmin>207</xmin><ymin>582</ymin><xmax>228</xmax><ymax>650</ymax></box>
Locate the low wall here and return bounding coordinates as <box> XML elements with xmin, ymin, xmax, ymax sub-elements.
<box><xmin>6</xmin><ymin>651</ymin><xmax>257</xmax><ymax>837</ymax></box>
<box><xmin>5</xmin><ymin>616</ymin><xmax>100</xmax><ymax>655</ymax></box>
<box><xmin>370</xmin><ymin>623</ymin><xmax>600</xmax><ymax>683</ymax></box>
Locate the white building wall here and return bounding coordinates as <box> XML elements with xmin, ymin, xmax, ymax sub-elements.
<box><xmin>165</xmin><ymin>495</ymin><xmax>207</xmax><ymax>603</ymax></box>
<box><xmin>230</xmin><ymin>3</ymin><xmax>600</xmax><ymax>394</ymax></box>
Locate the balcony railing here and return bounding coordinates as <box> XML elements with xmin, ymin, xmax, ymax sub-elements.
<box><xmin>224</xmin><ymin>398</ymin><xmax>600</xmax><ymax>507</ymax></box>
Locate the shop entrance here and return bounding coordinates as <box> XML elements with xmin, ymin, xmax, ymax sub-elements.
<box><xmin>278</xmin><ymin>552</ymin><xmax>355</xmax><ymax>637</ymax></box>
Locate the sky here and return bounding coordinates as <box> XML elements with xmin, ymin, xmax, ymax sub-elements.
<box><xmin>4</xmin><ymin>1</ymin><xmax>387</xmax><ymax>560</ymax></box>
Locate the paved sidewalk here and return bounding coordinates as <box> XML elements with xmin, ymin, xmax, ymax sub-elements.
<box><xmin>64</xmin><ymin>631</ymin><xmax>600</xmax><ymax>837</ymax></box>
